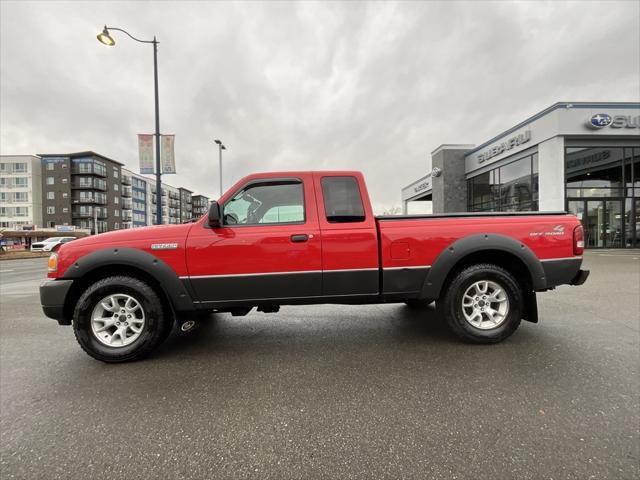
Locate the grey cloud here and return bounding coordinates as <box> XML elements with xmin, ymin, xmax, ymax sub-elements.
<box><xmin>1</xmin><ymin>0</ymin><xmax>638</xmax><ymax>211</ymax></box>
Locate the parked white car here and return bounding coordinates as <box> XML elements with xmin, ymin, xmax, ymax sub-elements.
<box><xmin>30</xmin><ymin>237</ymin><xmax>76</xmax><ymax>252</ymax></box>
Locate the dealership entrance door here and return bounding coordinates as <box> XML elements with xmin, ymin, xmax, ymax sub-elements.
<box><xmin>567</xmin><ymin>199</ymin><xmax>625</xmax><ymax>248</ymax></box>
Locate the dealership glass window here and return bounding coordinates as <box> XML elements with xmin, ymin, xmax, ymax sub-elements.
<box><xmin>565</xmin><ymin>147</ymin><xmax>624</xmax><ymax>198</ymax></box>
<box><xmin>321</xmin><ymin>176</ymin><xmax>366</xmax><ymax>222</ymax></box>
<box><xmin>467</xmin><ymin>153</ymin><xmax>538</xmax><ymax>212</ymax></box>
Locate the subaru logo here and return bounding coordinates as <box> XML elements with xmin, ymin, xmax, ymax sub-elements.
<box><xmin>588</xmin><ymin>113</ymin><xmax>612</xmax><ymax>129</ymax></box>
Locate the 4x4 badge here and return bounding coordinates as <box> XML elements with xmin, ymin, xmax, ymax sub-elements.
<box><xmin>151</xmin><ymin>243</ymin><xmax>178</xmax><ymax>250</ymax></box>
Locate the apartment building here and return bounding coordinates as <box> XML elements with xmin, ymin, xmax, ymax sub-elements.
<box><xmin>191</xmin><ymin>194</ymin><xmax>210</xmax><ymax>218</ymax></box>
<box><xmin>0</xmin><ymin>155</ymin><xmax>43</xmax><ymax>229</ymax></box>
<box><xmin>179</xmin><ymin>187</ymin><xmax>193</xmax><ymax>222</ymax></box>
<box><xmin>39</xmin><ymin>152</ymin><xmax>124</xmax><ymax>233</ymax></box>
<box><xmin>2</xmin><ymin>151</ymin><xmax>207</xmax><ymax>232</ymax></box>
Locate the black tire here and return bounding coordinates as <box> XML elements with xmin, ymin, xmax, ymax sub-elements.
<box><xmin>437</xmin><ymin>263</ymin><xmax>523</xmax><ymax>344</ymax></box>
<box><xmin>404</xmin><ymin>299</ymin><xmax>433</xmax><ymax>309</ymax></box>
<box><xmin>73</xmin><ymin>276</ymin><xmax>173</xmax><ymax>363</ymax></box>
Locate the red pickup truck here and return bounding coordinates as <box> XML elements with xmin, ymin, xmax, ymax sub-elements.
<box><xmin>40</xmin><ymin>171</ymin><xmax>589</xmax><ymax>362</ymax></box>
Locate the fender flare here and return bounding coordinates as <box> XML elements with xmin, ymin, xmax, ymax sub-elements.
<box><xmin>420</xmin><ymin>233</ymin><xmax>546</xmax><ymax>299</ymax></box>
<box><xmin>62</xmin><ymin>247</ymin><xmax>195</xmax><ymax>312</ymax></box>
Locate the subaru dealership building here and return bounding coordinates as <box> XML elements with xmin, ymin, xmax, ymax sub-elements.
<box><xmin>401</xmin><ymin>102</ymin><xmax>640</xmax><ymax>248</ymax></box>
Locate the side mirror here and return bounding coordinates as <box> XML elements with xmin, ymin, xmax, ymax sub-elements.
<box><xmin>208</xmin><ymin>201</ymin><xmax>222</xmax><ymax>228</ymax></box>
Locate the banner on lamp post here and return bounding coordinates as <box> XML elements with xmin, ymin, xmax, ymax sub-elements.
<box><xmin>138</xmin><ymin>134</ymin><xmax>154</xmax><ymax>174</ymax></box>
<box><xmin>161</xmin><ymin>134</ymin><xmax>176</xmax><ymax>174</ymax></box>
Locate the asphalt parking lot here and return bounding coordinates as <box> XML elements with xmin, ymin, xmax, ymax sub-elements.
<box><xmin>1</xmin><ymin>251</ymin><xmax>639</xmax><ymax>480</ymax></box>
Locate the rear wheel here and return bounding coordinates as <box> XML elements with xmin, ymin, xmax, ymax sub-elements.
<box><xmin>438</xmin><ymin>263</ymin><xmax>522</xmax><ymax>344</ymax></box>
<box><xmin>73</xmin><ymin>276</ymin><xmax>172</xmax><ymax>362</ymax></box>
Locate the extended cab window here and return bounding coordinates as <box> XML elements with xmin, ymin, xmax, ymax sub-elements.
<box><xmin>223</xmin><ymin>180</ymin><xmax>305</xmax><ymax>225</ymax></box>
<box><xmin>321</xmin><ymin>176</ymin><xmax>365</xmax><ymax>223</ymax></box>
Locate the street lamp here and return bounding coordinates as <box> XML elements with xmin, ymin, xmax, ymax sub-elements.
<box><xmin>214</xmin><ymin>139</ymin><xmax>226</xmax><ymax>198</ymax></box>
<box><xmin>96</xmin><ymin>25</ymin><xmax>163</xmax><ymax>225</ymax></box>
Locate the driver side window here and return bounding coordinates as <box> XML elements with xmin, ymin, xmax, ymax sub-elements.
<box><xmin>223</xmin><ymin>180</ymin><xmax>305</xmax><ymax>225</ymax></box>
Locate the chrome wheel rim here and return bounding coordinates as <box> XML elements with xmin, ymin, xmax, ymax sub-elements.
<box><xmin>461</xmin><ymin>280</ymin><xmax>509</xmax><ymax>330</ymax></box>
<box><xmin>90</xmin><ymin>294</ymin><xmax>146</xmax><ymax>347</ymax></box>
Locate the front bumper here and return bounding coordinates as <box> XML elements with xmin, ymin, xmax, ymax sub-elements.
<box><xmin>39</xmin><ymin>279</ymin><xmax>74</xmax><ymax>325</ymax></box>
<box><xmin>570</xmin><ymin>269</ymin><xmax>590</xmax><ymax>286</ymax></box>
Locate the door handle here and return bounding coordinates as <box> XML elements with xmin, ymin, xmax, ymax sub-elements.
<box><xmin>290</xmin><ymin>234</ymin><xmax>309</xmax><ymax>243</ymax></box>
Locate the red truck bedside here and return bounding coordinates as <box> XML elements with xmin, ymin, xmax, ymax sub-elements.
<box><xmin>40</xmin><ymin>171</ymin><xmax>589</xmax><ymax>362</ymax></box>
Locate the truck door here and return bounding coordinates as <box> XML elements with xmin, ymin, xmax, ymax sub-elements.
<box><xmin>313</xmin><ymin>173</ymin><xmax>379</xmax><ymax>297</ymax></box>
<box><xmin>185</xmin><ymin>175</ymin><xmax>322</xmax><ymax>304</ymax></box>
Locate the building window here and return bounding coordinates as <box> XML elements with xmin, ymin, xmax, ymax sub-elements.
<box><xmin>114</xmin><ymin>184</ymin><xmax>119</xmax><ymax>192</ymax></box>
<box><xmin>63</xmin><ymin>192</ymin><xmax>68</xmax><ymax>198</ymax></box>
<box><xmin>467</xmin><ymin>153</ymin><xmax>538</xmax><ymax>212</ymax></box>
<box><xmin>47</xmin><ymin>191</ymin><xmax>55</xmax><ymax>200</ymax></box>
<box><xmin>14</xmin><ymin>177</ymin><xmax>28</xmax><ymax>187</ymax></box>
<box><xmin>47</xmin><ymin>162</ymin><xmax>55</xmax><ymax>171</ymax></box>
<box><xmin>47</xmin><ymin>177</ymin><xmax>55</xmax><ymax>185</ymax></box>
<box><xmin>47</xmin><ymin>206</ymin><xmax>55</xmax><ymax>214</ymax></box>
<box><xmin>15</xmin><ymin>207</ymin><xmax>28</xmax><ymax>216</ymax></box>
<box><xmin>114</xmin><ymin>197</ymin><xmax>119</xmax><ymax>205</ymax></box>
<box><xmin>14</xmin><ymin>192</ymin><xmax>28</xmax><ymax>202</ymax></box>
<box><xmin>62</xmin><ymin>207</ymin><xmax>68</xmax><ymax>213</ymax></box>
<box><xmin>114</xmin><ymin>209</ymin><xmax>119</xmax><ymax>217</ymax></box>
<box><xmin>62</xmin><ymin>178</ymin><xmax>68</xmax><ymax>184</ymax></box>
<box><xmin>565</xmin><ymin>147</ymin><xmax>624</xmax><ymax>198</ymax></box>
<box><xmin>13</xmin><ymin>162</ymin><xmax>27</xmax><ymax>172</ymax></box>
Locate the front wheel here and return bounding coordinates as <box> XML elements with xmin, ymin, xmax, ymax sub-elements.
<box><xmin>438</xmin><ymin>264</ymin><xmax>523</xmax><ymax>344</ymax></box>
<box><xmin>73</xmin><ymin>276</ymin><xmax>172</xmax><ymax>362</ymax></box>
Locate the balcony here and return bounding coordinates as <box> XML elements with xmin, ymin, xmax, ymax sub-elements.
<box><xmin>122</xmin><ymin>212</ymin><xmax>132</xmax><ymax>221</ymax></box>
<box><xmin>121</xmin><ymin>174</ymin><xmax>132</xmax><ymax>186</ymax></box>
<box><xmin>72</xmin><ymin>207</ymin><xmax>107</xmax><ymax>218</ymax></box>
<box><xmin>73</xmin><ymin>178</ymin><xmax>107</xmax><ymax>191</ymax></box>
<box><xmin>72</xmin><ymin>194</ymin><xmax>107</xmax><ymax>205</ymax></box>
<box><xmin>71</xmin><ymin>164</ymin><xmax>107</xmax><ymax>177</ymax></box>
<box><xmin>121</xmin><ymin>186</ymin><xmax>132</xmax><ymax>198</ymax></box>
<box><xmin>121</xmin><ymin>199</ymin><xmax>133</xmax><ymax>210</ymax></box>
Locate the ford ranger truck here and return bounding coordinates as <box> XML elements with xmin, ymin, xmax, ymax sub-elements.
<box><xmin>40</xmin><ymin>171</ymin><xmax>589</xmax><ymax>362</ymax></box>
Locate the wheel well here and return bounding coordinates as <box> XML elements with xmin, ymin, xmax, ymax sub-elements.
<box><xmin>63</xmin><ymin>264</ymin><xmax>175</xmax><ymax>323</ymax></box>
<box><xmin>443</xmin><ymin>249</ymin><xmax>533</xmax><ymax>293</ymax></box>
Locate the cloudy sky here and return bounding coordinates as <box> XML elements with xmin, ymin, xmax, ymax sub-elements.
<box><xmin>1</xmin><ymin>0</ymin><xmax>639</xmax><ymax>212</ymax></box>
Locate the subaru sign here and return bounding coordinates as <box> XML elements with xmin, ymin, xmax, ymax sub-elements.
<box><xmin>587</xmin><ymin>113</ymin><xmax>612</xmax><ymax>129</ymax></box>
<box><xmin>587</xmin><ymin>113</ymin><xmax>639</xmax><ymax>129</ymax></box>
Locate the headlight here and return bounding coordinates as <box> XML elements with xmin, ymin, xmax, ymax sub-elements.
<box><xmin>47</xmin><ymin>253</ymin><xmax>58</xmax><ymax>273</ymax></box>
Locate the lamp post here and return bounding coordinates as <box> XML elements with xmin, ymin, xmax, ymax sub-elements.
<box><xmin>214</xmin><ymin>139</ymin><xmax>226</xmax><ymax>198</ymax></box>
<box><xmin>97</xmin><ymin>25</ymin><xmax>163</xmax><ymax>225</ymax></box>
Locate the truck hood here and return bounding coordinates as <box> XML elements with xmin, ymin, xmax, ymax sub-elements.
<box><xmin>66</xmin><ymin>223</ymin><xmax>194</xmax><ymax>248</ymax></box>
